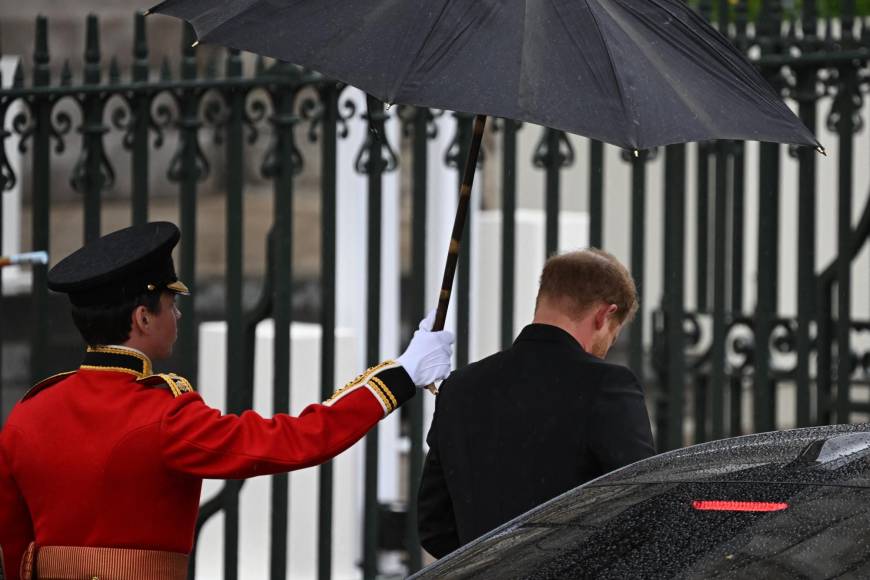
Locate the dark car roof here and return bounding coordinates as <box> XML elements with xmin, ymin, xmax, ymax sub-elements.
<box><xmin>412</xmin><ymin>423</ymin><xmax>870</xmax><ymax>579</ymax></box>
<box><xmin>593</xmin><ymin>422</ymin><xmax>870</xmax><ymax>488</ymax></box>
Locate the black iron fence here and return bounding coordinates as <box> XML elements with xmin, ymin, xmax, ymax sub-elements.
<box><xmin>2</xmin><ymin>1</ymin><xmax>870</xmax><ymax>578</ymax></box>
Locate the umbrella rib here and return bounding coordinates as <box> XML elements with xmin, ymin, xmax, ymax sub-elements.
<box><xmin>584</xmin><ymin>0</ymin><xmax>635</xmax><ymax>149</ymax></box>
<box><xmin>386</xmin><ymin>0</ymin><xmax>453</xmax><ymax>103</ymax></box>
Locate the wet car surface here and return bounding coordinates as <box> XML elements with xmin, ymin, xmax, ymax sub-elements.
<box><xmin>411</xmin><ymin>423</ymin><xmax>870</xmax><ymax>579</ymax></box>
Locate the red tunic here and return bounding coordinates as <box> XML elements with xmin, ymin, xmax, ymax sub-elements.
<box><xmin>0</xmin><ymin>346</ymin><xmax>415</xmax><ymax>580</ymax></box>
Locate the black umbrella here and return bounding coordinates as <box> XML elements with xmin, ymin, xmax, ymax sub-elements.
<box><xmin>148</xmin><ymin>0</ymin><xmax>820</xmax><ymax>381</ymax></box>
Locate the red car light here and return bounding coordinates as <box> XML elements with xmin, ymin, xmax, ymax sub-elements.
<box><xmin>692</xmin><ymin>500</ymin><xmax>788</xmax><ymax>512</ymax></box>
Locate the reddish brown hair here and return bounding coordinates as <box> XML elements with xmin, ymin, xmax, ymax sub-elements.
<box><xmin>535</xmin><ymin>248</ymin><xmax>638</xmax><ymax>325</ymax></box>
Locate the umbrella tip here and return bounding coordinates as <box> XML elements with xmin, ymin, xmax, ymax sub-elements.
<box><xmin>633</xmin><ymin>149</ymin><xmax>639</xmax><ymax>158</ymax></box>
<box><xmin>142</xmin><ymin>8</ymin><xmax>151</xmax><ymax>16</ymax></box>
<box><xmin>191</xmin><ymin>40</ymin><xmax>200</xmax><ymax>48</ymax></box>
<box><xmin>816</xmin><ymin>145</ymin><xmax>827</xmax><ymax>157</ymax></box>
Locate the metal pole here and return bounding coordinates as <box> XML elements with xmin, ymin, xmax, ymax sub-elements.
<box><xmin>544</xmin><ymin>128</ymin><xmax>560</xmax><ymax>258</ymax></box>
<box><xmin>80</xmin><ymin>15</ymin><xmax>103</xmax><ymax>243</ymax></box>
<box><xmin>317</xmin><ymin>83</ymin><xmax>338</xmax><ymax>580</ymax></box>
<box><xmin>30</xmin><ymin>16</ymin><xmax>51</xmax><ymax>385</ymax></box>
<box><xmin>176</xmin><ymin>24</ymin><xmax>200</xmax><ymax>382</ymax></box>
<box><xmin>362</xmin><ymin>94</ymin><xmax>387</xmax><ymax>580</ymax></box>
<box><xmin>663</xmin><ymin>144</ymin><xmax>686</xmax><ymax>451</ymax></box>
<box><xmin>500</xmin><ymin>120</ymin><xmax>519</xmax><ymax>349</ymax></box>
<box><xmin>589</xmin><ymin>140</ymin><xmax>604</xmax><ymax>248</ymax></box>
<box><xmin>131</xmin><ymin>12</ymin><xmax>150</xmax><ymax>225</ymax></box>
<box><xmin>629</xmin><ymin>151</ymin><xmax>647</xmax><ymax>380</ymax></box>
<box><xmin>835</xmin><ymin>66</ymin><xmax>856</xmax><ymax>424</ymax></box>
<box><xmin>710</xmin><ymin>143</ymin><xmax>728</xmax><ymax>440</ymax></box>
<box><xmin>270</xmin><ymin>69</ymin><xmax>296</xmax><ymax>580</ymax></box>
<box><xmin>406</xmin><ymin>106</ymin><xmax>430</xmax><ymax>574</ymax></box>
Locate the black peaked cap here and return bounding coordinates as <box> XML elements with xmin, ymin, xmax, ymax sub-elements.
<box><xmin>47</xmin><ymin>221</ymin><xmax>189</xmax><ymax>307</ymax></box>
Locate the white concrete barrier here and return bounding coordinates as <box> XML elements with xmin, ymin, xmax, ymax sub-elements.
<box><xmin>195</xmin><ymin>321</ymin><xmax>362</xmax><ymax>580</ymax></box>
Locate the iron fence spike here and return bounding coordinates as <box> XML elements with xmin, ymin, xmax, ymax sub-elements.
<box><xmin>12</xmin><ymin>61</ymin><xmax>24</xmax><ymax>87</ymax></box>
<box><xmin>160</xmin><ymin>57</ymin><xmax>172</xmax><ymax>80</ymax></box>
<box><xmin>60</xmin><ymin>61</ymin><xmax>72</xmax><ymax>86</ymax></box>
<box><xmin>205</xmin><ymin>52</ymin><xmax>218</xmax><ymax>79</ymax></box>
<box><xmin>109</xmin><ymin>57</ymin><xmax>121</xmax><ymax>84</ymax></box>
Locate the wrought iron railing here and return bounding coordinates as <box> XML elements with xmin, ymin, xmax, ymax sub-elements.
<box><xmin>2</xmin><ymin>1</ymin><xmax>870</xmax><ymax>578</ymax></box>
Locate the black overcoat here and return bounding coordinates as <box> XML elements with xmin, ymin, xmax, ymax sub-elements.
<box><xmin>418</xmin><ymin>323</ymin><xmax>655</xmax><ymax>558</ymax></box>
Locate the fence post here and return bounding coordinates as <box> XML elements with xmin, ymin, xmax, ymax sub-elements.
<box><xmin>754</xmin><ymin>1</ymin><xmax>783</xmax><ymax>434</ymax></box>
<box><xmin>710</xmin><ymin>142</ymin><xmax>729</xmax><ymax>441</ymax></box>
<box><xmin>268</xmin><ymin>61</ymin><xmax>298</xmax><ymax>580</ymax></box>
<box><xmin>834</xmin><ymin>65</ymin><xmax>857</xmax><ymax>424</ymax></box>
<box><xmin>75</xmin><ymin>15</ymin><xmax>106</xmax><ymax>243</ymax></box>
<box><xmin>173</xmin><ymin>24</ymin><xmax>201</xmax><ymax>382</ymax></box>
<box><xmin>662</xmin><ymin>144</ymin><xmax>686</xmax><ymax>451</ymax></box>
<box><xmin>405</xmin><ymin>105</ymin><xmax>431</xmax><ymax>574</ymax></box>
<box><xmin>29</xmin><ymin>16</ymin><xmax>51</xmax><ymax>385</ymax></box>
<box><xmin>628</xmin><ymin>150</ymin><xmax>648</xmax><ymax>380</ymax></box>
<box><xmin>500</xmin><ymin>120</ymin><xmax>519</xmax><ymax>349</ymax></box>
<box><xmin>317</xmin><ymin>82</ymin><xmax>339</xmax><ymax>580</ymax></box>
<box><xmin>588</xmin><ymin>140</ymin><xmax>604</xmax><ymax>248</ymax></box>
<box><xmin>795</xmin><ymin>2</ymin><xmax>818</xmax><ymax>427</ymax></box>
<box><xmin>362</xmin><ymin>94</ymin><xmax>388</xmax><ymax>580</ymax></box>
<box><xmin>131</xmin><ymin>12</ymin><xmax>150</xmax><ymax>226</ymax></box>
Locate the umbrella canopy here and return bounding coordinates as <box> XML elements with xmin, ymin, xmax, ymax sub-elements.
<box><xmin>150</xmin><ymin>0</ymin><xmax>818</xmax><ymax>150</ymax></box>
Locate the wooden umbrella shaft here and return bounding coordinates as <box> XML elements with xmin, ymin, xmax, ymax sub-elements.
<box><xmin>422</xmin><ymin>114</ymin><xmax>486</xmax><ymax>396</ymax></box>
<box><xmin>433</xmin><ymin>114</ymin><xmax>487</xmax><ymax>332</ymax></box>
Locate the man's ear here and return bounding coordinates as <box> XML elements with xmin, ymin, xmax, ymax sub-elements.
<box><xmin>130</xmin><ymin>304</ymin><xmax>151</xmax><ymax>337</ymax></box>
<box><xmin>593</xmin><ymin>303</ymin><xmax>618</xmax><ymax>330</ymax></box>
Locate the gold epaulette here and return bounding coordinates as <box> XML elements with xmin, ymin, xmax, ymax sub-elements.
<box><xmin>21</xmin><ymin>371</ymin><xmax>77</xmax><ymax>401</ymax></box>
<box><xmin>137</xmin><ymin>373</ymin><xmax>195</xmax><ymax>398</ymax></box>
<box><xmin>324</xmin><ymin>360</ymin><xmax>400</xmax><ymax>414</ymax></box>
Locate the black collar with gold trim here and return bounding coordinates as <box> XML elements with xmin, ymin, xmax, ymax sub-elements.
<box><xmin>80</xmin><ymin>346</ymin><xmax>153</xmax><ymax>378</ymax></box>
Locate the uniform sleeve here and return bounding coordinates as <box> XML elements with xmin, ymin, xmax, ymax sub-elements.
<box><xmin>588</xmin><ymin>366</ymin><xmax>656</xmax><ymax>474</ymax></box>
<box><xmin>417</xmin><ymin>383</ymin><xmax>460</xmax><ymax>559</ymax></box>
<box><xmin>0</xmin><ymin>429</ymin><xmax>34</xmax><ymax>580</ymax></box>
<box><xmin>161</xmin><ymin>363</ymin><xmax>415</xmax><ymax>479</ymax></box>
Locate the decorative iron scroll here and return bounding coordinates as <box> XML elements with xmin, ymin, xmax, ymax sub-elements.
<box><xmin>653</xmin><ymin>310</ymin><xmax>870</xmax><ymax>382</ymax></box>
<box><xmin>533</xmin><ymin>128</ymin><xmax>576</xmax><ymax>170</ymax></box>
<box><xmin>355</xmin><ymin>97</ymin><xmax>398</xmax><ymax>175</ymax></box>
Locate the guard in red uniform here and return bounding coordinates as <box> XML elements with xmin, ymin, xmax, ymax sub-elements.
<box><xmin>0</xmin><ymin>222</ymin><xmax>453</xmax><ymax>580</ymax></box>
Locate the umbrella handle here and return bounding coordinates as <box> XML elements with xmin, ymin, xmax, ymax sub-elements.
<box><xmin>424</xmin><ymin>114</ymin><xmax>487</xmax><ymax>395</ymax></box>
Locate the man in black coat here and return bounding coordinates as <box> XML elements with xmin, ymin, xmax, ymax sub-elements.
<box><xmin>417</xmin><ymin>248</ymin><xmax>655</xmax><ymax>559</ymax></box>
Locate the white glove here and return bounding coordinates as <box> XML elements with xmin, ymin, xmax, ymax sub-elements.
<box><xmin>396</xmin><ymin>310</ymin><xmax>455</xmax><ymax>387</ymax></box>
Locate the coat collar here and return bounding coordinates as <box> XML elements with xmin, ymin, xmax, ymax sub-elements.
<box><xmin>80</xmin><ymin>345</ymin><xmax>153</xmax><ymax>378</ymax></box>
<box><xmin>514</xmin><ymin>323</ymin><xmax>586</xmax><ymax>352</ymax></box>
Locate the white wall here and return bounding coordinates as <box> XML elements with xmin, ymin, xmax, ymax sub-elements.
<box><xmin>1</xmin><ymin>55</ymin><xmax>29</xmax><ymax>295</ymax></box>
<box><xmin>196</xmin><ymin>321</ymin><xmax>362</xmax><ymax>580</ymax></box>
